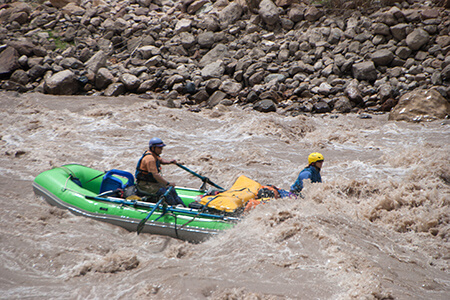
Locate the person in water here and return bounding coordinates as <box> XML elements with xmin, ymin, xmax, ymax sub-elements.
<box><xmin>290</xmin><ymin>152</ymin><xmax>324</xmax><ymax>196</ymax></box>
<box><xmin>135</xmin><ymin>137</ymin><xmax>185</xmax><ymax>206</ymax></box>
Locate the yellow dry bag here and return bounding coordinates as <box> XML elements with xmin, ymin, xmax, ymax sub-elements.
<box><xmin>199</xmin><ymin>175</ymin><xmax>262</xmax><ymax>212</ymax></box>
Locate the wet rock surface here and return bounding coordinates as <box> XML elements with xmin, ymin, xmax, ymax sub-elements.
<box><xmin>0</xmin><ymin>0</ymin><xmax>449</xmax><ymax>120</ymax></box>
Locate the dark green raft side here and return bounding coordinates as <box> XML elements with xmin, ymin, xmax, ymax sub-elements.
<box><xmin>32</xmin><ymin>164</ymin><xmax>235</xmax><ymax>243</ymax></box>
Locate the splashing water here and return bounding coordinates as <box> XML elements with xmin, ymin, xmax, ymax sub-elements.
<box><xmin>0</xmin><ymin>92</ymin><xmax>449</xmax><ymax>299</ymax></box>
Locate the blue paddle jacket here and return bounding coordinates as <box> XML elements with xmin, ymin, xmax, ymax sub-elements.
<box><xmin>290</xmin><ymin>165</ymin><xmax>322</xmax><ymax>193</ymax></box>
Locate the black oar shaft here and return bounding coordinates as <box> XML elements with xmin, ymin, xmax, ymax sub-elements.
<box><xmin>176</xmin><ymin>163</ymin><xmax>224</xmax><ymax>190</ymax></box>
<box><xmin>85</xmin><ymin>194</ymin><xmax>236</xmax><ymax>220</ymax></box>
<box><xmin>136</xmin><ymin>187</ymin><xmax>173</xmax><ymax>234</ymax></box>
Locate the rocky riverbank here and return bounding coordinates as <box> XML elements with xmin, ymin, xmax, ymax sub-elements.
<box><xmin>1</xmin><ymin>0</ymin><xmax>450</xmax><ymax>117</ymax></box>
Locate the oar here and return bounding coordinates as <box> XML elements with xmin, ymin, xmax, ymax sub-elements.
<box><xmin>84</xmin><ymin>194</ymin><xmax>239</xmax><ymax>221</ymax></box>
<box><xmin>85</xmin><ymin>171</ymin><xmax>106</xmax><ymax>184</ymax></box>
<box><xmin>176</xmin><ymin>163</ymin><xmax>224</xmax><ymax>190</ymax></box>
<box><xmin>136</xmin><ymin>187</ymin><xmax>173</xmax><ymax>234</ymax></box>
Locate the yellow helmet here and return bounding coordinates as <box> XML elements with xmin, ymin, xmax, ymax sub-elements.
<box><xmin>308</xmin><ymin>152</ymin><xmax>324</xmax><ymax>165</ymax></box>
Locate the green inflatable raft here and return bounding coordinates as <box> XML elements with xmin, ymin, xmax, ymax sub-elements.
<box><xmin>32</xmin><ymin>164</ymin><xmax>237</xmax><ymax>243</ymax></box>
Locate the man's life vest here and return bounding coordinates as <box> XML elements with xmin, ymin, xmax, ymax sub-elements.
<box><xmin>135</xmin><ymin>151</ymin><xmax>161</xmax><ymax>183</ymax></box>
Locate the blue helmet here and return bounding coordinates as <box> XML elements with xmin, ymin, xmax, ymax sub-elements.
<box><xmin>149</xmin><ymin>137</ymin><xmax>166</xmax><ymax>148</ymax></box>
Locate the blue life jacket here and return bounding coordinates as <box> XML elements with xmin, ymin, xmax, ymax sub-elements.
<box><xmin>290</xmin><ymin>165</ymin><xmax>322</xmax><ymax>193</ymax></box>
<box><xmin>135</xmin><ymin>151</ymin><xmax>161</xmax><ymax>183</ymax></box>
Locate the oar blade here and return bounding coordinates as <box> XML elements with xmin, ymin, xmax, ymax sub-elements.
<box><xmin>136</xmin><ymin>218</ymin><xmax>147</xmax><ymax>235</ymax></box>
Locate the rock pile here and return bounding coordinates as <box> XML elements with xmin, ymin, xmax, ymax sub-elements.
<box><xmin>1</xmin><ymin>0</ymin><xmax>449</xmax><ymax>116</ymax></box>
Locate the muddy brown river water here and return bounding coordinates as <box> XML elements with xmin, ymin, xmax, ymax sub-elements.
<box><xmin>0</xmin><ymin>91</ymin><xmax>449</xmax><ymax>299</ymax></box>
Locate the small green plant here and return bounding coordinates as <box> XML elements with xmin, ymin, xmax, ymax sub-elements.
<box><xmin>46</xmin><ymin>30</ymin><xmax>70</xmax><ymax>50</ymax></box>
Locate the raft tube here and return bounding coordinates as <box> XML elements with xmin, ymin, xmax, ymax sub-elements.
<box><xmin>32</xmin><ymin>164</ymin><xmax>236</xmax><ymax>243</ymax></box>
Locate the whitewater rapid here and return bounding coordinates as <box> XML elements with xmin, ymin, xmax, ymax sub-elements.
<box><xmin>0</xmin><ymin>91</ymin><xmax>449</xmax><ymax>299</ymax></box>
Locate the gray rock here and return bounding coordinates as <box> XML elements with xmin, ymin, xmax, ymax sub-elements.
<box><xmin>288</xmin><ymin>5</ymin><xmax>304</xmax><ymax>23</ymax></box>
<box><xmin>50</xmin><ymin>0</ymin><xmax>75</xmax><ymax>9</ymax></box>
<box><xmin>1</xmin><ymin>80</ymin><xmax>27</xmax><ymax>92</ymax></box>
<box><xmin>314</xmin><ymin>101</ymin><xmax>331</xmax><ymax>113</ymax></box>
<box><xmin>104</xmin><ymin>82</ymin><xmax>126</xmax><ymax>97</ymax></box>
<box><xmin>265</xmin><ymin>73</ymin><xmax>286</xmax><ymax>84</ymax></box>
<box><xmin>220</xmin><ymin>79</ymin><xmax>242</xmax><ymax>96</ymax></box>
<box><xmin>406</xmin><ymin>29</ymin><xmax>430</xmax><ymax>51</ymax></box>
<box><xmin>246</xmin><ymin>90</ymin><xmax>259</xmax><ymax>103</ymax></box>
<box><xmin>10</xmin><ymin>69</ymin><xmax>29</xmax><ymax>85</ymax></box>
<box><xmin>198</xmin><ymin>31</ymin><xmax>215</xmax><ymax>48</ymax></box>
<box><xmin>138</xmin><ymin>45</ymin><xmax>160</xmax><ymax>60</ymax></box>
<box><xmin>60</xmin><ymin>57</ymin><xmax>84</xmax><ymax>69</ymax></box>
<box><xmin>179</xmin><ymin>32</ymin><xmax>196</xmax><ymax>49</ymax></box>
<box><xmin>390</xmin><ymin>23</ymin><xmax>410</xmax><ymax>40</ymax></box>
<box><xmin>1</xmin><ymin>0</ymin><xmax>448</xmax><ymax>117</ymax></box>
<box><xmin>207</xmin><ymin>90</ymin><xmax>227</xmax><ymax>108</ymax></box>
<box><xmin>193</xmin><ymin>89</ymin><xmax>210</xmax><ymax>104</ymax></box>
<box><xmin>9</xmin><ymin>12</ymin><xmax>28</xmax><ymax>25</ymax></box>
<box><xmin>85</xmin><ymin>50</ymin><xmax>107</xmax><ymax>74</ymax></box>
<box><xmin>219</xmin><ymin>2</ymin><xmax>243</xmax><ymax>29</ymax></box>
<box><xmin>371</xmin><ymin>49</ymin><xmax>394</xmax><ymax>66</ymax></box>
<box><xmin>345</xmin><ymin>79</ymin><xmax>364</xmax><ymax>105</ymax></box>
<box><xmin>259</xmin><ymin>0</ymin><xmax>280</xmax><ymax>26</ymax></box>
<box><xmin>328</xmin><ymin>28</ymin><xmax>344</xmax><ymax>44</ymax></box>
<box><xmin>378</xmin><ymin>83</ymin><xmax>394</xmax><ymax>101</ymax></box>
<box><xmin>442</xmin><ymin>64</ymin><xmax>450</xmax><ymax>82</ymax></box>
<box><xmin>166</xmin><ymin>74</ymin><xmax>184</xmax><ymax>88</ymax></box>
<box><xmin>304</xmin><ymin>6</ymin><xmax>323</xmax><ymax>22</ymax></box>
<box><xmin>395</xmin><ymin>46</ymin><xmax>412</xmax><ymax>60</ymax></box>
<box><xmin>201</xmin><ymin>60</ymin><xmax>225</xmax><ymax>79</ymax></box>
<box><xmin>352</xmin><ymin>61</ymin><xmax>378</xmax><ymax>82</ymax></box>
<box><xmin>253</xmin><ymin>99</ymin><xmax>277</xmax><ymax>113</ymax></box>
<box><xmin>120</xmin><ymin>73</ymin><xmax>141</xmax><ymax>91</ymax></box>
<box><xmin>145</xmin><ymin>56</ymin><xmax>163</xmax><ymax>68</ymax></box>
<box><xmin>28</xmin><ymin>65</ymin><xmax>47</xmax><ymax>80</ymax></box>
<box><xmin>248</xmin><ymin>71</ymin><xmax>265</xmax><ymax>86</ymax></box>
<box><xmin>0</xmin><ymin>47</ymin><xmax>19</xmax><ymax>76</ymax></box>
<box><xmin>186</xmin><ymin>0</ymin><xmax>209</xmax><ymax>14</ymax></box>
<box><xmin>317</xmin><ymin>82</ymin><xmax>333</xmax><ymax>95</ymax></box>
<box><xmin>199</xmin><ymin>44</ymin><xmax>229</xmax><ymax>67</ymax></box>
<box><xmin>334</xmin><ymin>96</ymin><xmax>352</xmax><ymax>113</ymax></box>
<box><xmin>137</xmin><ymin>79</ymin><xmax>158</xmax><ymax>93</ymax></box>
<box><xmin>389</xmin><ymin>89</ymin><xmax>450</xmax><ymax>122</ymax></box>
<box><xmin>44</xmin><ymin>70</ymin><xmax>79</xmax><ymax>95</ymax></box>
<box><xmin>175</xmin><ymin>19</ymin><xmax>192</xmax><ymax>35</ymax></box>
<box><xmin>95</xmin><ymin>68</ymin><xmax>114</xmax><ymax>90</ymax></box>
<box><xmin>198</xmin><ymin>15</ymin><xmax>220</xmax><ymax>32</ymax></box>
<box><xmin>205</xmin><ymin>78</ymin><xmax>222</xmax><ymax>94</ymax></box>
<box><xmin>372</xmin><ymin>23</ymin><xmax>390</xmax><ymax>36</ymax></box>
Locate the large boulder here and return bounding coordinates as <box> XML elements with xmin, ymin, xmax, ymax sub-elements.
<box><xmin>406</xmin><ymin>29</ymin><xmax>430</xmax><ymax>51</ymax></box>
<box><xmin>95</xmin><ymin>68</ymin><xmax>114</xmax><ymax>90</ymax></box>
<box><xmin>219</xmin><ymin>2</ymin><xmax>243</xmax><ymax>29</ymax></box>
<box><xmin>85</xmin><ymin>50</ymin><xmax>107</xmax><ymax>74</ymax></box>
<box><xmin>44</xmin><ymin>70</ymin><xmax>79</xmax><ymax>95</ymax></box>
<box><xmin>0</xmin><ymin>47</ymin><xmax>19</xmax><ymax>77</ymax></box>
<box><xmin>389</xmin><ymin>89</ymin><xmax>450</xmax><ymax>122</ymax></box>
<box><xmin>119</xmin><ymin>73</ymin><xmax>141</xmax><ymax>91</ymax></box>
<box><xmin>259</xmin><ymin>0</ymin><xmax>280</xmax><ymax>26</ymax></box>
<box><xmin>352</xmin><ymin>61</ymin><xmax>378</xmax><ymax>82</ymax></box>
